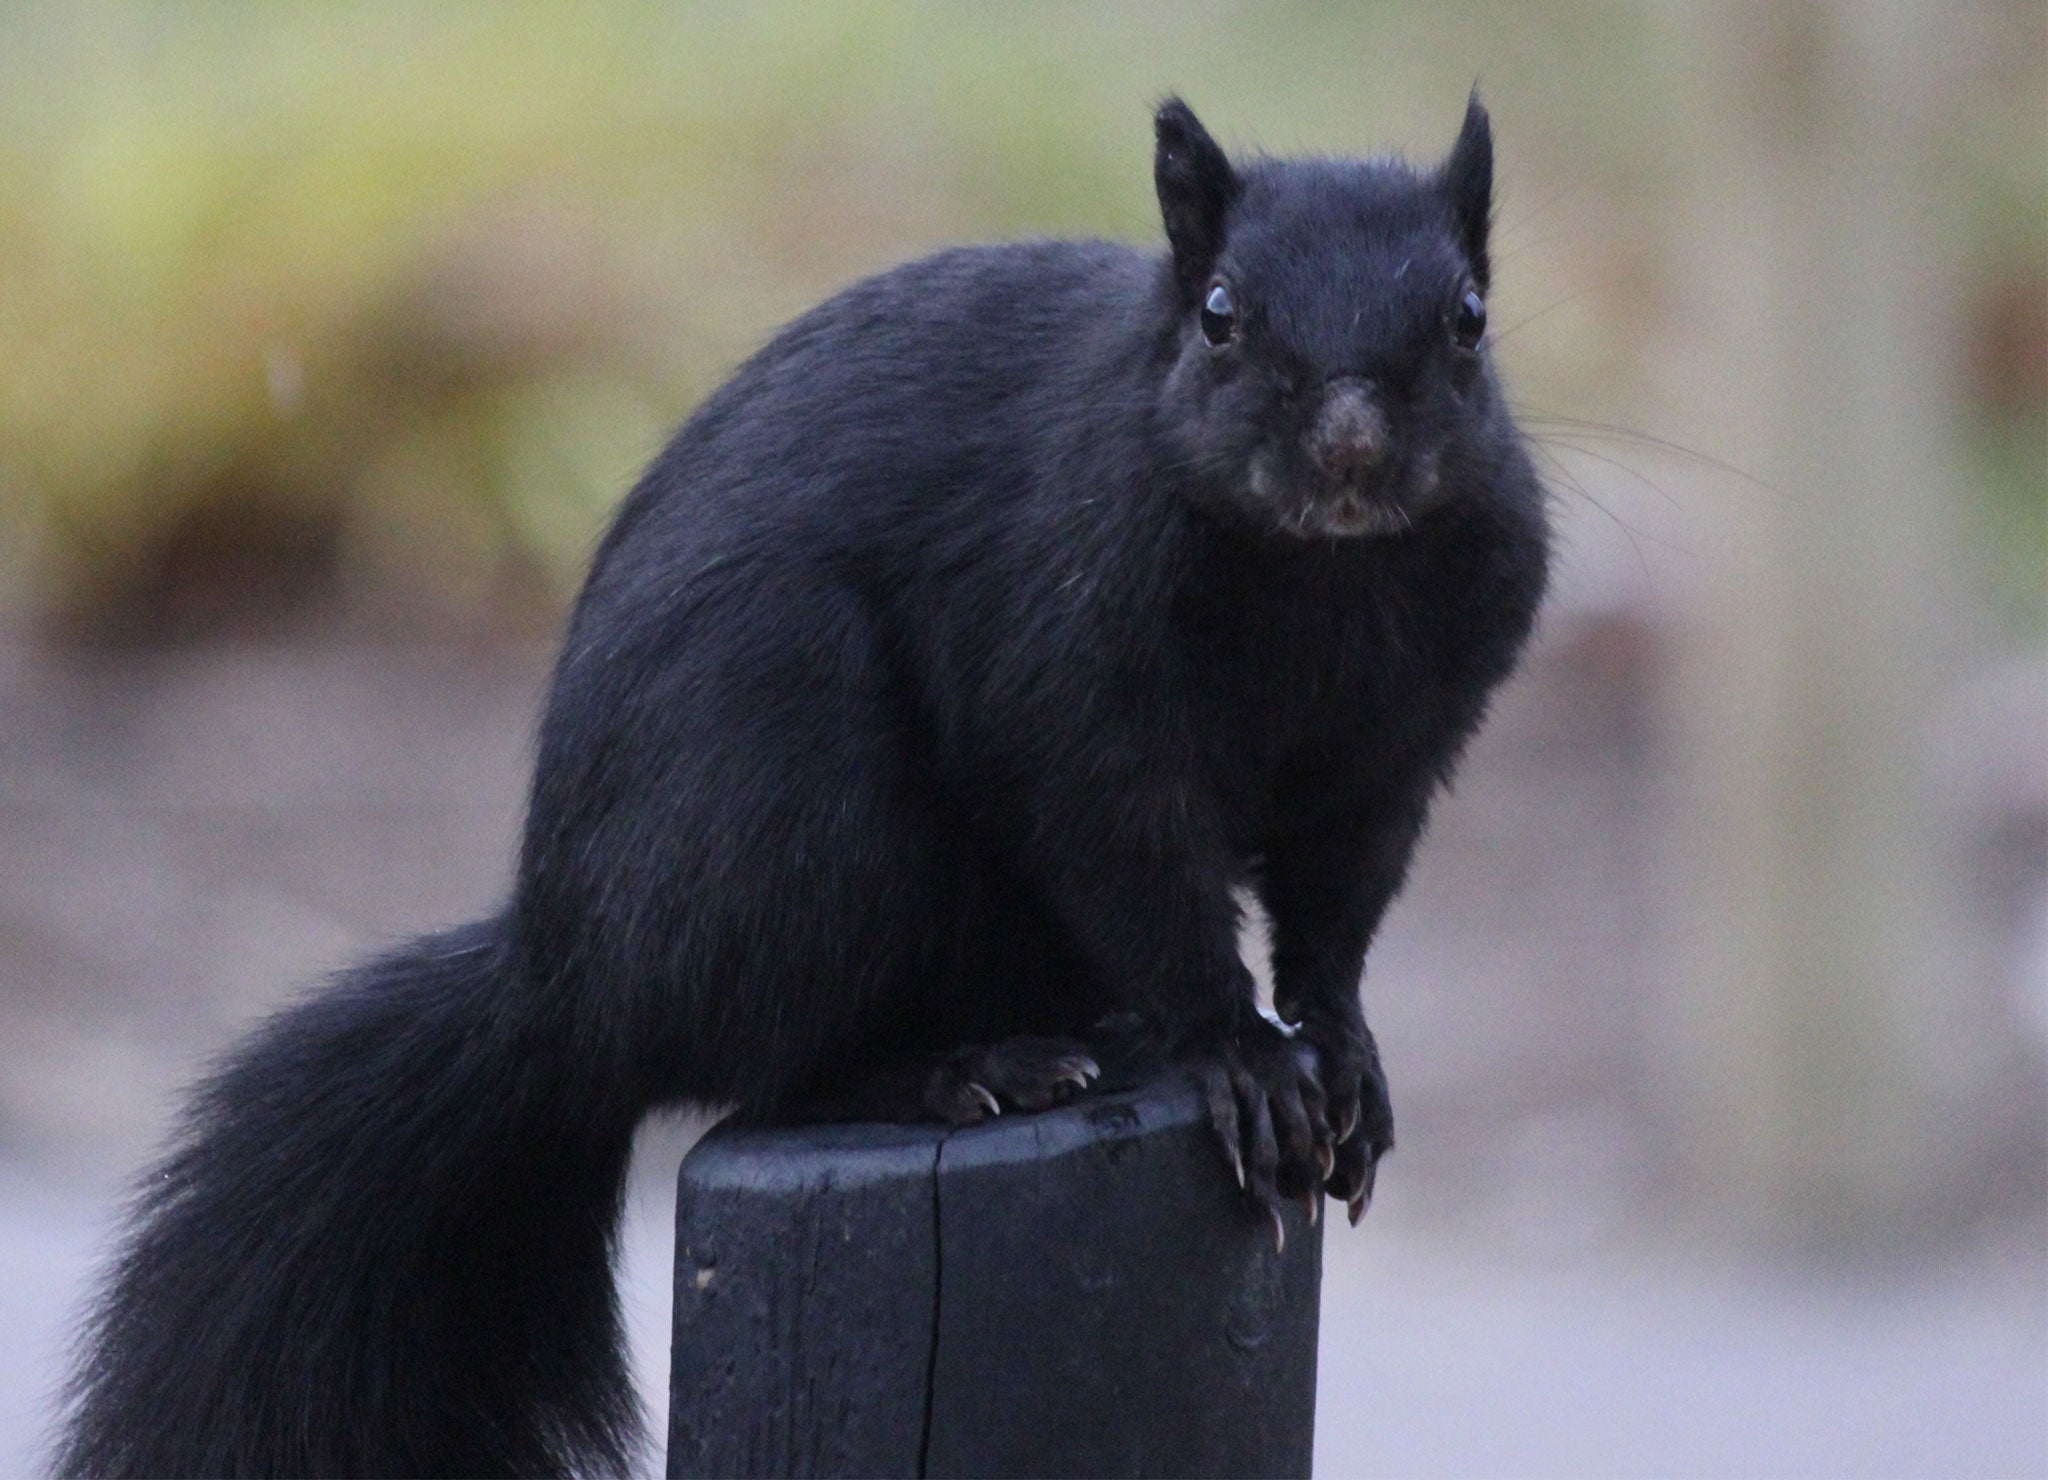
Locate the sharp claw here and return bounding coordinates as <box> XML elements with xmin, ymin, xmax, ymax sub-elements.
<box><xmin>967</xmin><ymin>1083</ymin><xmax>1001</xmax><ymax>1117</ymax></box>
<box><xmin>1299</xmin><ymin>1190</ymin><xmax>1320</xmax><ymax>1226</ymax></box>
<box><xmin>1269</xmin><ymin>1207</ymin><xmax>1287</xmax><ymax>1255</ymax></box>
<box><xmin>1340</xmin><ymin>1102</ymin><xmax>1360</xmax><ymax>1143</ymax></box>
<box><xmin>1228</xmin><ymin>1142</ymin><xmax>1245</xmax><ymax>1189</ymax></box>
<box><xmin>1347</xmin><ymin>1154</ymin><xmax>1381</xmax><ymax>1224</ymax></box>
<box><xmin>1049</xmin><ymin>1055</ymin><xmax>1100</xmax><ymax>1090</ymax></box>
<box><xmin>1314</xmin><ymin>1141</ymin><xmax>1335</xmax><ymax>1181</ymax></box>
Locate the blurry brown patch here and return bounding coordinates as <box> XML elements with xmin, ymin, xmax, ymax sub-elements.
<box><xmin>63</xmin><ymin>482</ymin><xmax>344</xmax><ymax>647</ymax></box>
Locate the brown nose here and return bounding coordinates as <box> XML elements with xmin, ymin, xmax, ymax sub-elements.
<box><xmin>1310</xmin><ymin>379</ymin><xmax>1389</xmax><ymax>481</ymax></box>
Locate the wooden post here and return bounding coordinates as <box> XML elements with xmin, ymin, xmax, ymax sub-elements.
<box><xmin>668</xmin><ymin>1074</ymin><xmax>1324</xmax><ymax>1479</ymax></box>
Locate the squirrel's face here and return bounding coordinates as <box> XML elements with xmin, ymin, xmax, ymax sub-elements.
<box><xmin>1152</xmin><ymin>97</ymin><xmax>1505</xmax><ymax>541</ymax></box>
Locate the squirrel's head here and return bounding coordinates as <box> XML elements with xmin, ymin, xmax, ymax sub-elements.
<box><xmin>1153</xmin><ymin>96</ymin><xmax>1506</xmax><ymax>540</ymax></box>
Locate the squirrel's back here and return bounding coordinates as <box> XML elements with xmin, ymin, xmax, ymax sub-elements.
<box><xmin>584</xmin><ymin>239</ymin><xmax>1165</xmax><ymax>590</ymax></box>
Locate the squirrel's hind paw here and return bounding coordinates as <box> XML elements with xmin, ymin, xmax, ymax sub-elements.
<box><xmin>922</xmin><ymin>1037</ymin><xmax>1101</xmax><ymax>1124</ymax></box>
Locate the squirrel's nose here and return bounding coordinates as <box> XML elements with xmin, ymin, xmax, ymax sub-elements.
<box><xmin>1310</xmin><ymin>379</ymin><xmax>1389</xmax><ymax>482</ymax></box>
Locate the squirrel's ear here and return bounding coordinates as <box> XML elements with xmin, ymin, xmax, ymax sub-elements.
<box><xmin>1440</xmin><ymin>91</ymin><xmax>1493</xmax><ymax>292</ymax></box>
<box><xmin>1154</xmin><ymin>97</ymin><xmax>1239</xmax><ymax>302</ymax></box>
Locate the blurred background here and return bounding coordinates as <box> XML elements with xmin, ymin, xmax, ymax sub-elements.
<box><xmin>1</xmin><ymin>2</ymin><xmax>2041</xmax><ymax>1474</ymax></box>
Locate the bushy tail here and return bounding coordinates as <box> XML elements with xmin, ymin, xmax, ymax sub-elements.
<box><xmin>56</xmin><ymin>917</ymin><xmax>643</xmax><ymax>1478</ymax></box>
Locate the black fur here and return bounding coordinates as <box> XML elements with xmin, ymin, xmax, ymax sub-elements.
<box><xmin>58</xmin><ymin>922</ymin><xmax>639</xmax><ymax>1477</ymax></box>
<box><xmin>1441</xmin><ymin>92</ymin><xmax>1494</xmax><ymax>292</ymax></box>
<box><xmin>1154</xmin><ymin>98</ymin><xmax>1240</xmax><ymax>302</ymax></box>
<box><xmin>60</xmin><ymin>97</ymin><xmax>1546</xmax><ymax>1476</ymax></box>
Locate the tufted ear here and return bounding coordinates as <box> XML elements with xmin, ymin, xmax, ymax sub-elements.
<box><xmin>1154</xmin><ymin>97</ymin><xmax>1239</xmax><ymax>304</ymax></box>
<box><xmin>1439</xmin><ymin>91</ymin><xmax>1493</xmax><ymax>292</ymax></box>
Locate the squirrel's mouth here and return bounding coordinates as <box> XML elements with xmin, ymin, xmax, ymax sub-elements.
<box><xmin>1244</xmin><ymin>450</ymin><xmax>1428</xmax><ymax>540</ymax></box>
<box><xmin>1309</xmin><ymin>451</ymin><xmax>1446</xmax><ymax>539</ymax></box>
<box><xmin>1315</xmin><ymin>490</ymin><xmax>1411</xmax><ymax>538</ymax></box>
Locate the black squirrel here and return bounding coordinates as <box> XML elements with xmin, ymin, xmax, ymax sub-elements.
<box><xmin>58</xmin><ymin>97</ymin><xmax>1548</xmax><ymax>1477</ymax></box>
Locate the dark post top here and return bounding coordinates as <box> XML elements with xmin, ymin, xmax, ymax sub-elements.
<box><xmin>668</xmin><ymin>1073</ymin><xmax>1324</xmax><ymax>1479</ymax></box>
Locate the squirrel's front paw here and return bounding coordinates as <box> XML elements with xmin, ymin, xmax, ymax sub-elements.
<box><xmin>1296</xmin><ymin>1013</ymin><xmax>1393</xmax><ymax>1225</ymax></box>
<box><xmin>1192</xmin><ymin>1019</ymin><xmax>1338</xmax><ymax>1251</ymax></box>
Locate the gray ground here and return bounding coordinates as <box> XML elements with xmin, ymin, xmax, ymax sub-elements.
<box><xmin>9</xmin><ymin>1126</ymin><xmax>2040</xmax><ymax>1479</ymax></box>
<box><xmin>1</xmin><ymin>594</ymin><xmax>2042</xmax><ymax>1476</ymax></box>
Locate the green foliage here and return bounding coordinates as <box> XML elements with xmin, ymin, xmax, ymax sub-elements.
<box><xmin>0</xmin><ymin>2</ymin><xmax>1626</xmax><ymax>627</ymax></box>
<box><xmin>0</xmin><ymin>2</ymin><xmax>2034</xmax><ymax>631</ymax></box>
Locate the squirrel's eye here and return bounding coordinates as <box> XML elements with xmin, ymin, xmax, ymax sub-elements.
<box><xmin>1454</xmin><ymin>289</ymin><xmax>1486</xmax><ymax>350</ymax></box>
<box><xmin>1200</xmin><ymin>282</ymin><xmax>1236</xmax><ymax>346</ymax></box>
